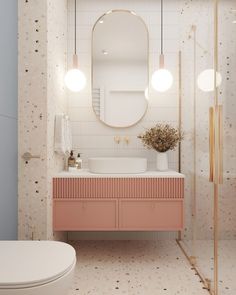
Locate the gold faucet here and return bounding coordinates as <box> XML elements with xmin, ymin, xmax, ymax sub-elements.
<box><xmin>124</xmin><ymin>136</ymin><xmax>130</xmax><ymax>145</ymax></box>
<box><xmin>114</xmin><ymin>136</ymin><xmax>121</xmax><ymax>144</ymax></box>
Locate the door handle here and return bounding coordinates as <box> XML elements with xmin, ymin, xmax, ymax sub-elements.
<box><xmin>22</xmin><ymin>152</ymin><xmax>40</xmax><ymax>161</ymax></box>
<box><xmin>209</xmin><ymin>106</ymin><xmax>223</xmax><ymax>184</ymax></box>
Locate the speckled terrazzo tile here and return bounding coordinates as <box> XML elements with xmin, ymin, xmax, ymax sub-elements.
<box><xmin>218</xmin><ymin>240</ymin><xmax>236</xmax><ymax>295</ymax></box>
<box><xmin>68</xmin><ymin>241</ymin><xmax>208</xmax><ymax>295</ymax></box>
<box><xmin>182</xmin><ymin>240</ymin><xmax>236</xmax><ymax>295</ymax></box>
<box><xmin>18</xmin><ymin>0</ymin><xmax>67</xmax><ymax>240</ymax></box>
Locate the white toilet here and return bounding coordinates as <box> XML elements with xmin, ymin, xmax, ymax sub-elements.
<box><xmin>0</xmin><ymin>241</ymin><xmax>76</xmax><ymax>295</ymax></box>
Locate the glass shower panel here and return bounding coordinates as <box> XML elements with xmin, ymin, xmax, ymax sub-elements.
<box><xmin>218</xmin><ymin>1</ymin><xmax>236</xmax><ymax>294</ymax></box>
<box><xmin>179</xmin><ymin>0</ymin><xmax>215</xmax><ymax>292</ymax></box>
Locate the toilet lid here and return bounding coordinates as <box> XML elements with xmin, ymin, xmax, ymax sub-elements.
<box><xmin>0</xmin><ymin>241</ymin><xmax>76</xmax><ymax>289</ymax></box>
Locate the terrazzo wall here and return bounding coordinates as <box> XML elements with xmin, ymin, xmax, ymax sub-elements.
<box><xmin>180</xmin><ymin>0</ymin><xmax>215</xmax><ymax>241</ymax></box>
<box><xmin>180</xmin><ymin>0</ymin><xmax>236</xmax><ymax>240</ymax></box>
<box><xmin>218</xmin><ymin>0</ymin><xmax>236</xmax><ymax>240</ymax></box>
<box><xmin>18</xmin><ymin>0</ymin><xmax>68</xmax><ymax>240</ymax></box>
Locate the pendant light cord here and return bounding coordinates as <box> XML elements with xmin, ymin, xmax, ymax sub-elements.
<box><xmin>161</xmin><ymin>0</ymin><xmax>163</xmax><ymax>55</ymax></box>
<box><xmin>74</xmin><ymin>0</ymin><xmax>77</xmax><ymax>55</ymax></box>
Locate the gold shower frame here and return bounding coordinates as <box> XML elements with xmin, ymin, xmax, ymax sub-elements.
<box><xmin>177</xmin><ymin>1</ymin><xmax>223</xmax><ymax>294</ymax></box>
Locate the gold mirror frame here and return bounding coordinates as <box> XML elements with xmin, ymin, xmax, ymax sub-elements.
<box><xmin>91</xmin><ymin>9</ymin><xmax>149</xmax><ymax>129</ymax></box>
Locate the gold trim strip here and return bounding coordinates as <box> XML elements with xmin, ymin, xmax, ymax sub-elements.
<box><xmin>214</xmin><ymin>183</ymin><xmax>219</xmax><ymax>295</ymax></box>
<box><xmin>192</xmin><ymin>24</ymin><xmax>197</xmax><ymax>257</ymax></box>
<box><xmin>209</xmin><ymin>107</ymin><xmax>215</xmax><ymax>183</ymax></box>
<box><xmin>178</xmin><ymin>51</ymin><xmax>182</xmax><ymax>241</ymax></box>
<box><xmin>213</xmin><ymin>0</ymin><xmax>219</xmax><ymax>293</ymax></box>
<box><xmin>178</xmin><ymin>51</ymin><xmax>182</xmax><ymax>174</ymax></box>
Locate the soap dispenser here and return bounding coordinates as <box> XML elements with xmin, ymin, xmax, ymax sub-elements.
<box><xmin>68</xmin><ymin>150</ymin><xmax>76</xmax><ymax>168</ymax></box>
<box><xmin>76</xmin><ymin>153</ymin><xmax>83</xmax><ymax>169</ymax></box>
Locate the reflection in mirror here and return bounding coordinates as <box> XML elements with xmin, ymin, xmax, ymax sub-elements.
<box><xmin>92</xmin><ymin>10</ymin><xmax>149</xmax><ymax>128</ymax></box>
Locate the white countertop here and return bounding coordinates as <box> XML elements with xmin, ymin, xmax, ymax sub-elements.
<box><xmin>54</xmin><ymin>169</ymin><xmax>185</xmax><ymax>178</ymax></box>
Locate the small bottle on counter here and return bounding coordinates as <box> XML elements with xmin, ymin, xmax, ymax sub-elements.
<box><xmin>68</xmin><ymin>150</ymin><xmax>76</xmax><ymax>168</ymax></box>
<box><xmin>76</xmin><ymin>153</ymin><xmax>83</xmax><ymax>170</ymax></box>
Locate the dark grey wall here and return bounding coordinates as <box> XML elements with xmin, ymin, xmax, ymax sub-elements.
<box><xmin>0</xmin><ymin>0</ymin><xmax>18</xmax><ymax>239</ymax></box>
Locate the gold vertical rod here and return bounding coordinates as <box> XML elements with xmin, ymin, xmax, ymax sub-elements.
<box><xmin>192</xmin><ymin>24</ymin><xmax>197</xmax><ymax>261</ymax></box>
<box><xmin>178</xmin><ymin>51</ymin><xmax>182</xmax><ymax>241</ymax></box>
<box><xmin>213</xmin><ymin>0</ymin><xmax>219</xmax><ymax>294</ymax></box>
<box><xmin>213</xmin><ymin>183</ymin><xmax>219</xmax><ymax>295</ymax></box>
<box><xmin>214</xmin><ymin>0</ymin><xmax>219</xmax><ymax>107</ymax></box>
<box><xmin>178</xmin><ymin>50</ymin><xmax>182</xmax><ymax>174</ymax></box>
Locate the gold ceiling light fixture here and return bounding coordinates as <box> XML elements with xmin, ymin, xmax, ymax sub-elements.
<box><xmin>65</xmin><ymin>0</ymin><xmax>86</xmax><ymax>92</ymax></box>
<box><xmin>151</xmin><ymin>0</ymin><xmax>173</xmax><ymax>92</ymax></box>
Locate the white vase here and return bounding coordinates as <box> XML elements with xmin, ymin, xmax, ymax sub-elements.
<box><xmin>156</xmin><ymin>152</ymin><xmax>168</xmax><ymax>171</ymax></box>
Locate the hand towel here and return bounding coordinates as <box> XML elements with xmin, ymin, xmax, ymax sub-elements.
<box><xmin>54</xmin><ymin>114</ymin><xmax>66</xmax><ymax>155</ymax></box>
<box><xmin>64</xmin><ymin>116</ymin><xmax>72</xmax><ymax>154</ymax></box>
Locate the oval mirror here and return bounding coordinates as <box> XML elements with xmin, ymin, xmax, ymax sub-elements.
<box><xmin>92</xmin><ymin>10</ymin><xmax>149</xmax><ymax>128</ymax></box>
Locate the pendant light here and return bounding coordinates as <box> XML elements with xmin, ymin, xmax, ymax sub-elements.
<box><xmin>151</xmin><ymin>0</ymin><xmax>173</xmax><ymax>92</ymax></box>
<box><xmin>65</xmin><ymin>0</ymin><xmax>86</xmax><ymax>92</ymax></box>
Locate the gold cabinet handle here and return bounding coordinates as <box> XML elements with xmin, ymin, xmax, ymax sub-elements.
<box><xmin>209</xmin><ymin>107</ymin><xmax>215</xmax><ymax>183</ymax></box>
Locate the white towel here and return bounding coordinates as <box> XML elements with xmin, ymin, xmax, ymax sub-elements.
<box><xmin>54</xmin><ymin>114</ymin><xmax>66</xmax><ymax>155</ymax></box>
<box><xmin>64</xmin><ymin>116</ymin><xmax>72</xmax><ymax>154</ymax></box>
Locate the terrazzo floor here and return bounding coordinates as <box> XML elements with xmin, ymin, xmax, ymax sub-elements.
<box><xmin>68</xmin><ymin>240</ymin><xmax>209</xmax><ymax>295</ymax></box>
<box><xmin>180</xmin><ymin>240</ymin><xmax>236</xmax><ymax>295</ymax></box>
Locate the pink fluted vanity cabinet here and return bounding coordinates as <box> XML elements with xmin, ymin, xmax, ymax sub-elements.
<box><xmin>53</xmin><ymin>171</ymin><xmax>184</xmax><ymax>231</ymax></box>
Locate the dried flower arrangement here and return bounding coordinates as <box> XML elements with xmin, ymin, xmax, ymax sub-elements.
<box><xmin>138</xmin><ymin>124</ymin><xmax>183</xmax><ymax>153</ymax></box>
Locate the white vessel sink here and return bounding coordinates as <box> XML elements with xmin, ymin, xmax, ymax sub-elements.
<box><xmin>88</xmin><ymin>157</ymin><xmax>147</xmax><ymax>174</ymax></box>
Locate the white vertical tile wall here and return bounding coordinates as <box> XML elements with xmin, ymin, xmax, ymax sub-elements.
<box><xmin>67</xmin><ymin>0</ymin><xmax>181</xmax><ymax>172</ymax></box>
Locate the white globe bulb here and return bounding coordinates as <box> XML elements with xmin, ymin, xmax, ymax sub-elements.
<box><xmin>64</xmin><ymin>69</ymin><xmax>86</xmax><ymax>92</ymax></box>
<box><xmin>197</xmin><ymin>69</ymin><xmax>222</xmax><ymax>92</ymax></box>
<box><xmin>151</xmin><ymin>69</ymin><xmax>173</xmax><ymax>92</ymax></box>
